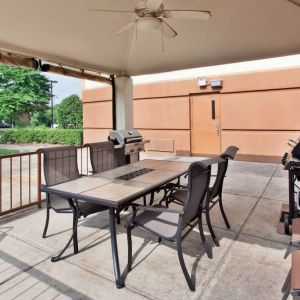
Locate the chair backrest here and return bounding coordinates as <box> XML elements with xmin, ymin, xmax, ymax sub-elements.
<box><xmin>211</xmin><ymin>145</ymin><xmax>239</xmax><ymax>198</ymax></box>
<box><xmin>220</xmin><ymin>146</ymin><xmax>239</xmax><ymax>160</ymax></box>
<box><xmin>182</xmin><ymin>162</ymin><xmax>211</xmax><ymax>225</ymax></box>
<box><xmin>88</xmin><ymin>141</ymin><xmax>116</xmax><ymax>173</ymax></box>
<box><xmin>41</xmin><ymin>146</ymin><xmax>80</xmax><ymax>187</ymax></box>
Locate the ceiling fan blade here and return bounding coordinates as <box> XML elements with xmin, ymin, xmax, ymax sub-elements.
<box><xmin>114</xmin><ymin>22</ymin><xmax>136</xmax><ymax>36</ymax></box>
<box><xmin>161</xmin><ymin>20</ymin><xmax>177</xmax><ymax>39</ymax></box>
<box><xmin>136</xmin><ymin>0</ymin><xmax>163</xmax><ymax>10</ymax></box>
<box><xmin>287</xmin><ymin>0</ymin><xmax>300</xmax><ymax>6</ymax></box>
<box><xmin>89</xmin><ymin>9</ymin><xmax>136</xmax><ymax>15</ymax></box>
<box><xmin>162</xmin><ymin>10</ymin><xmax>212</xmax><ymax>20</ymax></box>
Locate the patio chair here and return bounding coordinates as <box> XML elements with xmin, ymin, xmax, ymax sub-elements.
<box><xmin>87</xmin><ymin>141</ymin><xmax>116</xmax><ymax>173</ymax></box>
<box><xmin>163</xmin><ymin>146</ymin><xmax>239</xmax><ymax>247</ymax></box>
<box><xmin>126</xmin><ymin>161</ymin><xmax>211</xmax><ymax>291</ymax></box>
<box><xmin>40</xmin><ymin>146</ymin><xmax>108</xmax><ymax>262</ymax></box>
<box><xmin>203</xmin><ymin>146</ymin><xmax>239</xmax><ymax>246</ymax></box>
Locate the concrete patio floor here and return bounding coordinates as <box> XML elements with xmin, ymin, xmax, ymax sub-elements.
<box><xmin>0</xmin><ymin>154</ymin><xmax>293</xmax><ymax>299</ymax></box>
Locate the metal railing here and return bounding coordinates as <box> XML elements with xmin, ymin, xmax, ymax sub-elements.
<box><xmin>0</xmin><ymin>145</ymin><xmax>91</xmax><ymax>217</ymax></box>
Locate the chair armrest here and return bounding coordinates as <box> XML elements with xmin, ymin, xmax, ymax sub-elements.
<box><xmin>165</xmin><ymin>182</ymin><xmax>187</xmax><ymax>191</ymax></box>
<box><xmin>134</xmin><ymin>204</ymin><xmax>184</xmax><ymax>215</ymax></box>
<box><xmin>40</xmin><ymin>184</ymin><xmax>47</xmax><ymax>192</ymax></box>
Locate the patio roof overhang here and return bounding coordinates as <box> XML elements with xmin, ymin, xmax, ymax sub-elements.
<box><xmin>0</xmin><ymin>0</ymin><xmax>299</xmax><ymax>77</ymax></box>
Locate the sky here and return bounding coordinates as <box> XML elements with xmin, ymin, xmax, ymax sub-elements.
<box><xmin>45</xmin><ymin>73</ymin><xmax>81</xmax><ymax>105</ymax></box>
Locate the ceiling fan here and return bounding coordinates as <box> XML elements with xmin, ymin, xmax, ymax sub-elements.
<box><xmin>90</xmin><ymin>0</ymin><xmax>212</xmax><ymax>39</ymax></box>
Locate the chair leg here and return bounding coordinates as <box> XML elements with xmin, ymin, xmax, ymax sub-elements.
<box><xmin>282</xmin><ymin>268</ymin><xmax>291</xmax><ymax>293</ymax></box>
<box><xmin>165</xmin><ymin>198</ymin><xmax>169</xmax><ymax>208</ymax></box>
<box><xmin>284</xmin><ymin>243</ymin><xmax>292</xmax><ymax>259</ymax></box>
<box><xmin>149</xmin><ymin>192</ymin><xmax>155</xmax><ymax>206</ymax></box>
<box><xmin>219</xmin><ymin>195</ymin><xmax>230</xmax><ymax>229</ymax></box>
<box><xmin>205</xmin><ymin>208</ymin><xmax>220</xmax><ymax>247</ymax></box>
<box><xmin>127</xmin><ymin>225</ymin><xmax>134</xmax><ymax>272</ymax></box>
<box><xmin>51</xmin><ymin>201</ymin><xmax>79</xmax><ymax>262</ymax></box>
<box><xmin>281</xmin><ymin>288</ymin><xmax>290</xmax><ymax>300</ymax></box>
<box><xmin>143</xmin><ymin>195</ymin><xmax>147</xmax><ymax>206</ymax></box>
<box><xmin>72</xmin><ymin>210</ymin><xmax>79</xmax><ymax>254</ymax></box>
<box><xmin>116</xmin><ymin>212</ymin><xmax>121</xmax><ymax>224</ymax></box>
<box><xmin>282</xmin><ymin>271</ymin><xmax>291</xmax><ymax>300</ymax></box>
<box><xmin>42</xmin><ymin>195</ymin><xmax>51</xmax><ymax>238</ymax></box>
<box><xmin>198</xmin><ymin>213</ymin><xmax>212</xmax><ymax>259</ymax></box>
<box><xmin>176</xmin><ymin>238</ymin><xmax>195</xmax><ymax>291</ymax></box>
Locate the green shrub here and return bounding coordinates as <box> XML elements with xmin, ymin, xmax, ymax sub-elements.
<box><xmin>56</xmin><ymin>95</ymin><xmax>83</xmax><ymax>128</ymax></box>
<box><xmin>0</xmin><ymin>128</ymin><xmax>83</xmax><ymax>145</ymax></box>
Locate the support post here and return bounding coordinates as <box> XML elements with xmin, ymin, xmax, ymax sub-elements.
<box><xmin>110</xmin><ymin>75</ymin><xmax>117</xmax><ymax>130</ymax></box>
<box><xmin>114</xmin><ymin>76</ymin><xmax>133</xmax><ymax>130</ymax></box>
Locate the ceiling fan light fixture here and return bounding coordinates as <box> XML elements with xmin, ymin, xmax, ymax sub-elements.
<box><xmin>137</xmin><ymin>17</ymin><xmax>161</xmax><ymax>31</ymax></box>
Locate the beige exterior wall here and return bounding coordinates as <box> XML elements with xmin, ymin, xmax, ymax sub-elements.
<box><xmin>82</xmin><ymin>67</ymin><xmax>300</xmax><ymax>162</ymax></box>
<box><xmin>134</xmin><ymin>97</ymin><xmax>190</xmax><ymax>130</ymax></box>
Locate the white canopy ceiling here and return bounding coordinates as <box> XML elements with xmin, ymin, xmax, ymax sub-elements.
<box><xmin>0</xmin><ymin>0</ymin><xmax>299</xmax><ymax>76</ymax></box>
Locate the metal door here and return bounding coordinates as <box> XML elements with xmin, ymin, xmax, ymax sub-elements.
<box><xmin>191</xmin><ymin>94</ymin><xmax>221</xmax><ymax>156</ymax></box>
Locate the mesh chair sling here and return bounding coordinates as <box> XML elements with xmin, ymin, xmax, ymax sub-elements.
<box><xmin>87</xmin><ymin>141</ymin><xmax>116</xmax><ymax>173</ymax></box>
<box><xmin>41</xmin><ymin>146</ymin><xmax>108</xmax><ymax>262</ymax></box>
<box><xmin>163</xmin><ymin>146</ymin><xmax>239</xmax><ymax>247</ymax></box>
<box><xmin>126</xmin><ymin>161</ymin><xmax>211</xmax><ymax>291</ymax></box>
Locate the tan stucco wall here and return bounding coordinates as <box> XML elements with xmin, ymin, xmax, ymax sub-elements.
<box><xmin>82</xmin><ymin>67</ymin><xmax>300</xmax><ymax>162</ymax></box>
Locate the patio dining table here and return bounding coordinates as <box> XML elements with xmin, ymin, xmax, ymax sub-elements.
<box><xmin>41</xmin><ymin>159</ymin><xmax>191</xmax><ymax>288</ymax></box>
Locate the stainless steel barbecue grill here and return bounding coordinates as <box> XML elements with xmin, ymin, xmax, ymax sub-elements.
<box><xmin>108</xmin><ymin>129</ymin><xmax>149</xmax><ymax>164</ymax></box>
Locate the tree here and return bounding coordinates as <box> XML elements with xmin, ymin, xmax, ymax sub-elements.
<box><xmin>0</xmin><ymin>65</ymin><xmax>51</xmax><ymax>124</ymax></box>
<box><xmin>31</xmin><ymin>108</ymin><xmax>52</xmax><ymax>127</ymax></box>
<box><xmin>56</xmin><ymin>95</ymin><xmax>82</xmax><ymax>128</ymax></box>
<box><xmin>31</xmin><ymin>104</ymin><xmax>59</xmax><ymax>127</ymax></box>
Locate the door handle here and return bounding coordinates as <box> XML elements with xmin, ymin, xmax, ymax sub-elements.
<box><xmin>211</xmin><ymin>100</ymin><xmax>215</xmax><ymax>120</ymax></box>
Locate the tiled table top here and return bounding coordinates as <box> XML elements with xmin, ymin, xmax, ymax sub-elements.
<box><xmin>44</xmin><ymin>160</ymin><xmax>190</xmax><ymax>208</ymax></box>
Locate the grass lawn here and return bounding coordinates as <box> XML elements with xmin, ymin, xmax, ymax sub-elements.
<box><xmin>0</xmin><ymin>149</ymin><xmax>19</xmax><ymax>156</ymax></box>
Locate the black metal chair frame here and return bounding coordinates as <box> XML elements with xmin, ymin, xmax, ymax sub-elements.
<box><xmin>126</xmin><ymin>161</ymin><xmax>211</xmax><ymax>291</ymax></box>
<box><xmin>203</xmin><ymin>146</ymin><xmax>239</xmax><ymax>246</ymax></box>
<box><xmin>40</xmin><ymin>146</ymin><xmax>107</xmax><ymax>262</ymax></box>
<box><xmin>161</xmin><ymin>146</ymin><xmax>239</xmax><ymax>247</ymax></box>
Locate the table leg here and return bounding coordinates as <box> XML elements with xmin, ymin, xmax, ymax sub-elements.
<box><xmin>109</xmin><ymin>208</ymin><xmax>124</xmax><ymax>288</ymax></box>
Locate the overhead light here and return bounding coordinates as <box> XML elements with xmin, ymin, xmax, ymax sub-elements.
<box><xmin>198</xmin><ymin>77</ymin><xmax>208</xmax><ymax>87</ymax></box>
<box><xmin>287</xmin><ymin>0</ymin><xmax>300</xmax><ymax>6</ymax></box>
<box><xmin>210</xmin><ymin>79</ymin><xmax>223</xmax><ymax>88</ymax></box>
<box><xmin>137</xmin><ymin>17</ymin><xmax>162</xmax><ymax>31</ymax></box>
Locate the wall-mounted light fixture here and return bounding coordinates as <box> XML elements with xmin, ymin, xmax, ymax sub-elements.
<box><xmin>210</xmin><ymin>79</ymin><xmax>223</xmax><ymax>88</ymax></box>
<box><xmin>197</xmin><ymin>77</ymin><xmax>223</xmax><ymax>89</ymax></box>
<box><xmin>198</xmin><ymin>77</ymin><xmax>208</xmax><ymax>87</ymax></box>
